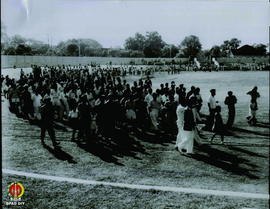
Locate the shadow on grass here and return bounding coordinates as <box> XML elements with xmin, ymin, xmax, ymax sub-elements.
<box><xmin>76</xmin><ymin>128</ymin><xmax>149</xmax><ymax>166</ymax></box>
<box><xmin>254</xmin><ymin>123</ymin><xmax>270</xmax><ymax>129</ymax></box>
<box><xmin>43</xmin><ymin>144</ymin><xmax>77</xmax><ymax>164</ymax></box>
<box><xmin>222</xmin><ymin>143</ymin><xmax>269</xmax><ymax>147</ymax></box>
<box><xmin>258</xmin><ymin>121</ymin><xmax>270</xmax><ymax>125</ymax></box>
<box><xmin>132</xmin><ymin>127</ymin><xmax>176</xmax><ymax>146</ymax></box>
<box><xmin>231</xmin><ymin>127</ymin><xmax>269</xmax><ymax>137</ymax></box>
<box><xmin>192</xmin><ymin>145</ymin><xmax>260</xmax><ymax>179</ymax></box>
<box><xmin>227</xmin><ymin>146</ymin><xmax>267</xmax><ymax>158</ymax></box>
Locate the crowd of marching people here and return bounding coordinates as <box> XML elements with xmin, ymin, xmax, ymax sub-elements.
<box><xmin>1</xmin><ymin>64</ymin><xmax>260</xmax><ymax>154</ymax></box>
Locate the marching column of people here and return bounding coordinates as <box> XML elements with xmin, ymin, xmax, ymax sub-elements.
<box><xmin>1</xmin><ymin>65</ymin><xmax>261</xmax><ymax>153</ymax></box>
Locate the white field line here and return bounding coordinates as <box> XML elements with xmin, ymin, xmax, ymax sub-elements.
<box><xmin>3</xmin><ymin>169</ymin><xmax>269</xmax><ymax>200</ymax></box>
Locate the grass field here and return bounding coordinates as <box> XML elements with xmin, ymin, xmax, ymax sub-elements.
<box><xmin>2</xmin><ymin>70</ymin><xmax>269</xmax><ymax>209</ymax></box>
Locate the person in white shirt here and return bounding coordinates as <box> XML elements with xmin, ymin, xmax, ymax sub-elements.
<box><xmin>144</xmin><ymin>88</ymin><xmax>153</xmax><ymax>109</ymax></box>
<box><xmin>207</xmin><ymin>89</ymin><xmax>217</xmax><ymax>130</ymax></box>
<box><xmin>68</xmin><ymin>104</ymin><xmax>79</xmax><ymax>141</ymax></box>
<box><xmin>31</xmin><ymin>90</ymin><xmax>42</xmax><ymax>119</ymax></box>
<box><xmin>156</xmin><ymin>89</ymin><xmax>163</xmax><ymax>104</ymax></box>
<box><xmin>174</xmin><ymin>92</ymin><xmax>179</xmax><ymax>105</ymax></box>
<box><xmin>161</xmin><ymin>93</ymin><xmax>168</xmax><ymax>104</ymax></box>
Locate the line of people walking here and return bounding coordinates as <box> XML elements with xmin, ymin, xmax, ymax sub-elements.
<box><xmin>1</xmin><ymin>65</ymin><xmax>260</xmax><ymax>152</ymax></box>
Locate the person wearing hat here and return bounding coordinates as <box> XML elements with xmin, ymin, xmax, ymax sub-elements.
<box><xmin>40</xmin><ymin>95</ymin><xmax>60</xmax><ymax>147</ymax></box>
<box><xmin>224</xmin><ymin>91</ymin><xmax>237</xmax><ymax>128</ymax></box>
<box><xmin>207</xmin><ymin>89</ymin><xmax>217</xmax><ymax>130</ymax></box>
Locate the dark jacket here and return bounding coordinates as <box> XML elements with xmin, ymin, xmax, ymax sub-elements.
<box><xmin>224</xmin><ymin>95</ymin><xmax>237</xmax><ymax>109</ymax></box>
<box><xmin>183</xmin><ymin>108</ymin><xmax>195</xmax><ymax>131</ymax></box>
<box><xmin>40</xmin><ymin>102</ymin><xmax>54</xmax><ymax>124</ymax></box>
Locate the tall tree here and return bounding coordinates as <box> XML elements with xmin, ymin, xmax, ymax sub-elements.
<box><xmin>27</xmin><ymin>39</ymin><xmax>50</xmax><ymax>55</ymax></box>
<box><xmin>124</xmin><ymin>33</ymin><xmax>146</xmax><ymax>51</ymax></box>
<box><xmin>143</xmin><ymin>31</ymin><xmax>165</xmax><ymax>57</ymax></box>
<box><xmin>180</xmin><ymin>35</ymin><xmax>202</xmax><ymax>58</ymax></box>
<box><xmin>210</xmin><ymin>45</ymin><xmax>221</xmax><ymax>57</ymax></box>
<box><xmin>15</xmin><ymin>44</ymin><xmax>32</xmax><ymax>55</ymax></box>
<box><xmin>66</xmin><ymin>44</ymin><xmax>79</xmax><ymax>56</ymax></box>
<box><xmin>9</xmin><ymin>35</ymin><xmax>26</xmax><ymax>48</ymax></box>
<box><xmin>161</xmin><ymin>44</ymin><xmax>179</xmax><ymax>58</ymax></box>
<box><xmin>229</xmin><ymin>38</ymin><xmax>241</xmax><ymax>50</ymax></box>
<box><xmin>55</xmin><ymin>38</ymin><xmax>102</xmax><ymax>56</ymax></box>
<box><xmin>254</xmin><ymin>44</ymin><xmax>267</xmax><ymax>56</ymax></box>
<box><xmin>221</xmin><ymin>38</ymin><xmax>241</xmax><ymax>56</ymax></box>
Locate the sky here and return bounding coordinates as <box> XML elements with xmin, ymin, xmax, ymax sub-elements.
<box><xmin>1</xmin><ymin>0</ymin><xmax>269</xmax><ymax>49</ymax></box>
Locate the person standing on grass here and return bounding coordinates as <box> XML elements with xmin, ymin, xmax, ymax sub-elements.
<box><xmin>247</xmin><ymin>86</ymin><xmax>260</xmax><ymax>104</ymax></box>
<box><xmin>144</xmin><ymin>88</ymin><xmax>153</xmax><ymax>112</ymax></box>
<box><xmin>177</xmin><ymin>99</ymin><xmax>196</xmax><ymax>154</ymax></box>
<box><xmin>246</xmin><ymin>86</ymin><xmax>260</xmax><ymax>124</ymax></box>
<box><xmin>40</xmin><ymin>96</ymin><xmax>60</xmax><ymax>147</ymax></box>
<box><xmin>134</xmin><ymin>93</ymin><xmax>149</xmax><ymax>131</ymax></box>
<box><xmin>247</xmin><ymin>98</ymin><xmax>258</xmax><ymax>125</ymax></box>
<box><xmin>77</xmin><ymin>95</ymin><xmax>92</xmax><ymax>142</ymax></box>
<box><xmin>31</xmin><ymin>89</ymin><xmax>42</xmax><ymax>120</ymax></box>
<box><xmin>194</xmin><ymin>87</ymin><xmax>203</xmax><ymax>113</ymax></box>
<box><xmin>224</xmin><ymin>91</ymin><xmax>237</xmax><ymax>128</ymax></box>
<box><xmin>210</xmin><ymin>106</ymin><xmax>225</xmax><ymax>144</ymax></box>
<box><xmin>125</xmin><ymin>95</ymin><xmax>137</xmax><ymax>124</ymax></box>
<box><xmin>164</xmin><ymin>94</ymin><xmax>178</xmax><ymax>134</ymax></box>
<box><xmin>186</xmin><ymin>86</ymin><xmax>195</xmax><ymax>100</ymax></box>
<box><xmin>190</xmin><ymin>96</ymin><xmax>203</xmax><ymax>146</ymax></box>
<box><xmin>68</xmin><ymin>103</ymin><xmax>79</xmax><ymax>142</ymax></box>
<box><xmin>175</xmin><ymin>99</ymin><xmax>186</xmax><ymax>149</ymax></box>
<box><xmin>149</xmin><ymin>93</ymin><xmax>161</xmax><ymax>130</ymax></box>
<box><xmin>207</xmin><ymin>89</ymin><xmax>217</xmax><ymax>130</ymax></box>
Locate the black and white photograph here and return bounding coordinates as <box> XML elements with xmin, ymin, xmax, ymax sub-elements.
<box><xmin>1</xmin><ymin>0</ymin><xmax>269</xmax><ymax>208</ymax></box>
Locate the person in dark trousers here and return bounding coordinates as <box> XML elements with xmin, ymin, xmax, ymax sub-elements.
<box><xmin>247</xmin><ymin>98</ymin><xmax>258</xmax><ymax>125</ymax></box>
<box><xmin>40</xmin><ymin>95</ymin><xmax>60</xmax><ymax>147</ymax></box>
<box><xmin>224</xmin><ymin>91</ymin><xmax>237</xmax><ymax>128</ymax></box>
<box><xmin>77</xmin><ymin>95</ymin><xmax>91</xmax><ymax>143</ymax></box>
<box><xmin>210</xmin><ymin>106</ymin><xmax>225</xmax><ymax>144</ymax></box>
<box><xmin>246</xmin><ymin>86</ymin><xmax>260</xmax><ymax>125</ymax></box>
<box><xmin>164</xmin><ymin>94</ymin><xmax>178</xmax><ymax>134</ymax></box>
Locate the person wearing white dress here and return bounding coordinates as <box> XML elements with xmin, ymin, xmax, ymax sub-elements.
<box><xmin>176</xmin><ymin>99</ymin><xmax>195</xmax><ymax>154</ymax></box>
<box><xmin>175</xmin><ymin>102</ymin><xmax>185</xmax><ymax>148</ymax></box>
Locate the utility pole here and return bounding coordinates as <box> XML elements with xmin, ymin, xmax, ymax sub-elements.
<box><xmin>47</xmin><ymin>34</ymin><xmax>50</xmax><ymax>55</ymax></box>
<box><xmin>78</xmin><ymin>39</ymin><xmax>81</xmax><ymax>57</ymax></box>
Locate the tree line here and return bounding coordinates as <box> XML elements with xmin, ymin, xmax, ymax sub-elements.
<box><xmin>1</xmin><ymin>24</ymin><xmax>267</xmax><ymax>58</ymax></box>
